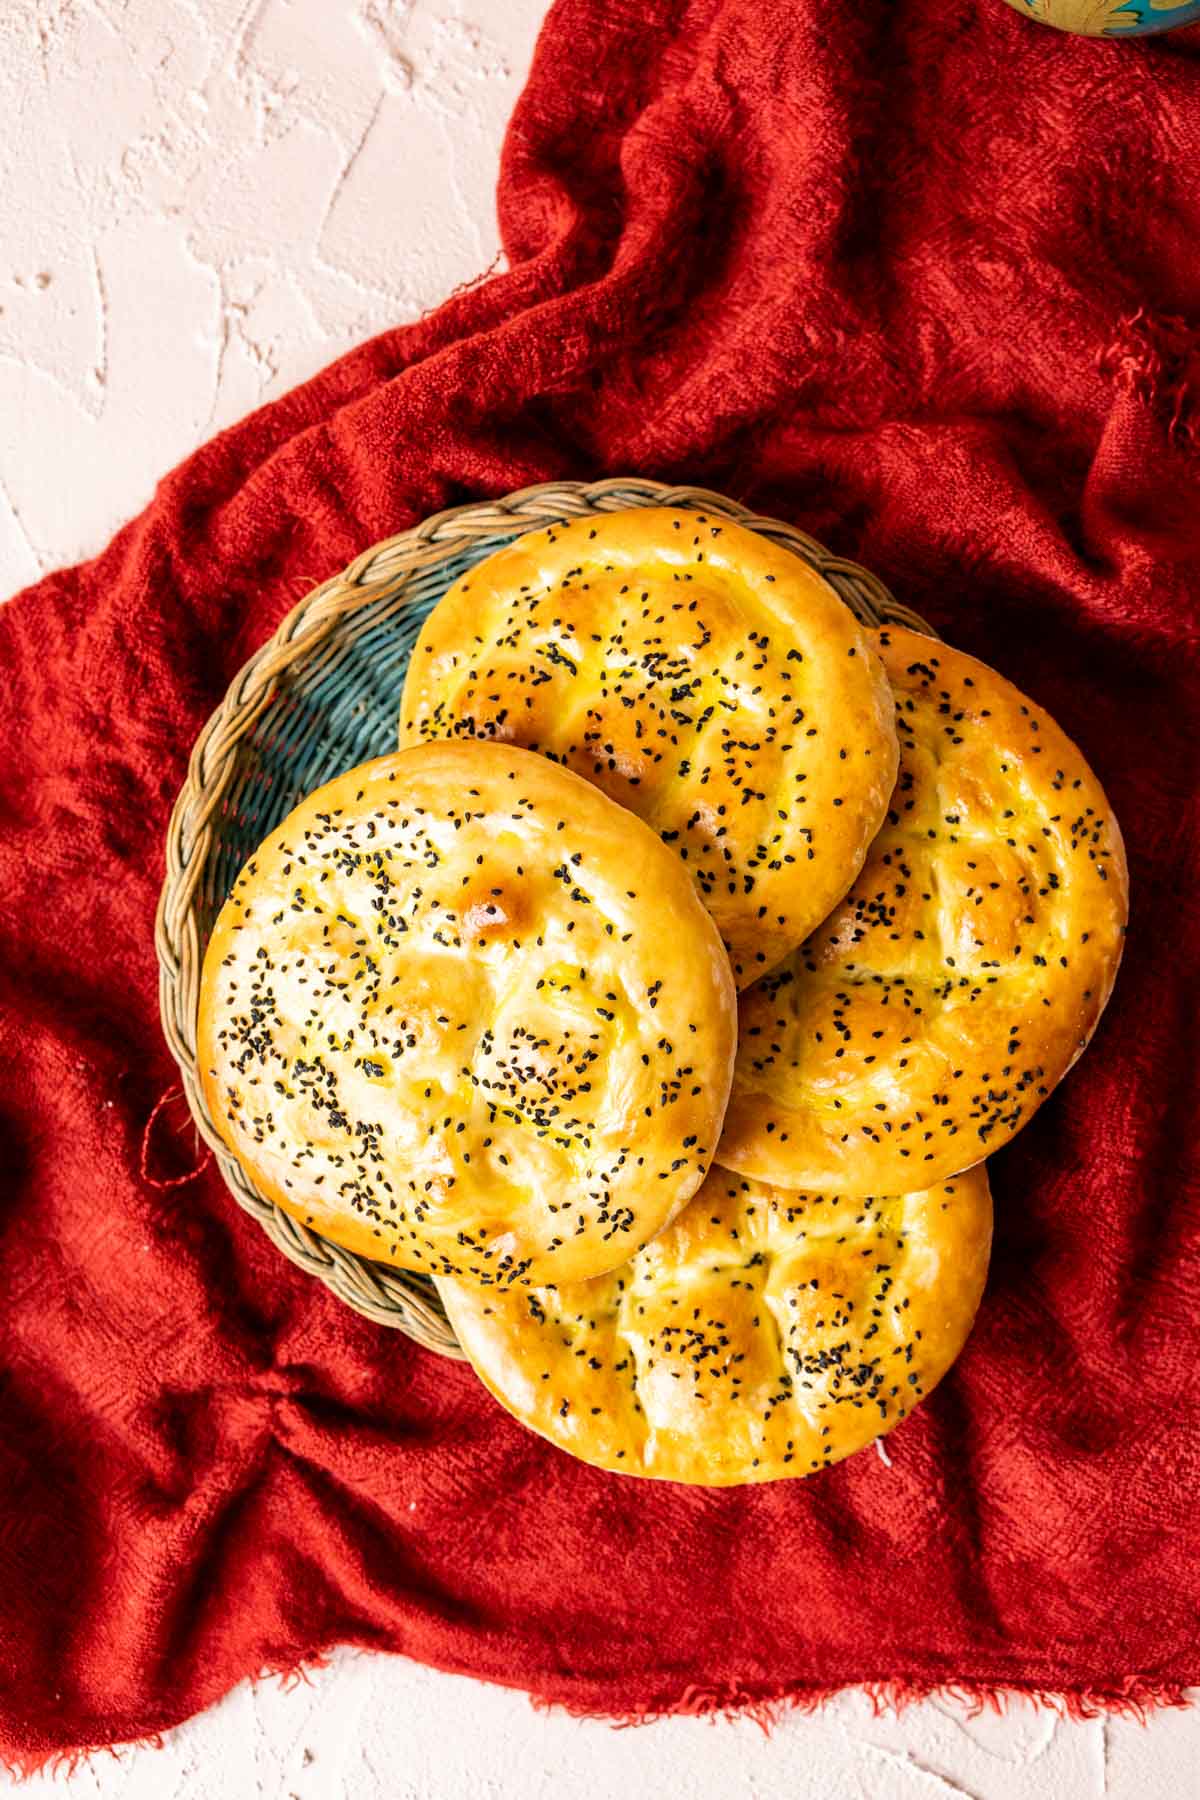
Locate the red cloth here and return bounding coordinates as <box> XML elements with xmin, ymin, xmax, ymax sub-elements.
<box><xmin>2</xmin><ymin>0</ymin><xmax>1199</xmax><ymax>1767</ymax></box>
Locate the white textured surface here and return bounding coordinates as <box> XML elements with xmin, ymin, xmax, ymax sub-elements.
<box><xmin>0</xmin><ymin>1</ymin><xmax>1191</xmax><ymax>1793</ymax></box>
<box><xmin>0</xmin><ymin>0</ymin><xmax>526</xmax><ymax>596</ymax></box>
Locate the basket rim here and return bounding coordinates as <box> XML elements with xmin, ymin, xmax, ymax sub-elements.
<box><xmin>154</xmin><ymin>475</ymin><xmax>936</xmax><ymax>1352</ymax></box>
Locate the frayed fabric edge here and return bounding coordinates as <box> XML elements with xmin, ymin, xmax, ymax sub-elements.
<box><xmin>531</xmin><ymin>1674</ymin><xmax>1195</xmax><ymax>1734</ymax></box>
<box><xmin>1098</xmin><ymin>306</ymin><xmax>1200</xmax><ymax>445</ymax></box>
<box><xmin>0</xmin><ymin>1651</ymin><xmax>334</xmax><ymax>1782</ymax></box>
<box><xmin>1</xmin><ymin>1661</ymin><xmax>1192</xmax><ymax>1777</ymax></box>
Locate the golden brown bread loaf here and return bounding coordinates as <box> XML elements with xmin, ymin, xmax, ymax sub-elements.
<box><xmin>718</xmin><ymin>626</ymin><xmax>1129</xmax><ymax>1194</ymax></box>
<box><xmin>399</xmin><ymin>508</ymin><xmax>898</xmax><ymax>987</ymax></box>
<box><xmin>197</xmin><ymin>740</ymin><xmax>737</xmax><ymax>1285</ymax></box>
<box><xmin>439</xmin><ymin>1161</ymin><xmax>992</xmax><ymax>1484</ymax></box>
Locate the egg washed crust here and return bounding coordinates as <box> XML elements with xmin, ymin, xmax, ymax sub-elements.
<box><xmin>197</xmin><ymin>741</ymin><xmax>737</xmax><ymax>1286</ymax></box>
<box><xmin>438</xmin><ymin>1161</ymin><xmax>992</xmax><ymax>1485</ymax></box>
<box><xmin>718</xmin><ymin>626</ymin><xmax>1129</xmax><ymax>1194</ymax></box>
<box><xmin>399</xmin><ymin>507</ymin><xmax>898</xmax><ymax>988</ymax></box>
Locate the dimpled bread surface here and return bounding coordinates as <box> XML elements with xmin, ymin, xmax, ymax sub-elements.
<box><xmin>438</xmin><ymin>1161</ymin><xmax>992</xmax><ymax>1484</ymax></box>
<box><xmin>399</xmin><ymin>508</ymin><xmax>898</xmax><ymax>988</ymax></box>
<box><xmin>719</xmin><ymin>627</ymin><xmax>1129</xmax><ymax>1195</ymax></box>
<box><xmin>197</xmin><ymin>740</ymin><xmax>737</xmax><ymax>1286</ymax></box>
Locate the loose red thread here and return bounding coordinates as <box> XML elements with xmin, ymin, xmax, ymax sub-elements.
<box><xmin>139</xmin><ymin>1086</ymin><xmax>213</xmax><ymax>1191</ymax></box>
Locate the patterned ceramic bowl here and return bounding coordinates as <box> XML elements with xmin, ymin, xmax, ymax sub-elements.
<box><xmin>1004</xmin><ymin>0</ymin><xmax>1200</xmax><ymax>32</ymax></box>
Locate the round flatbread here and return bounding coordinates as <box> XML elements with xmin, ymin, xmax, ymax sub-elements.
<box><xmin>439</xmin><ymin>1161</ymin><xmax>992</xmax><ymax>1485</ymax></box>
<box><xmin>198</xmin><ymin>740</ymin><xmax>737</xmax><ymax>1286</ymax></box>
<box><xmin>719</xmin><ymin>626</ymin><xmax>1129</xmax><ymax>1194</ymax></box>
<box><xmin>399</xmin><ymin>507</ymin><xmax>898</xmax><ymax>987</ymax></box>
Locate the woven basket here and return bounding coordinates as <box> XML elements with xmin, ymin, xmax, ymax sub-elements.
<box><xmin>155</xmin><ymin>477</ymin><xmax>935</xmax><ymax>1356</ymax></box>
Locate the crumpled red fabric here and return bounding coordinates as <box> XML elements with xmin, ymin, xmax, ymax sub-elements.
<box><xmin>2</xmin><ymin>0</ymin><xmax>1199</xmax><ymax>1768</ymax></box>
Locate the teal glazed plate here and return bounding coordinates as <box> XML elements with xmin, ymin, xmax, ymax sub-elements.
<box><xmin>1003</xmin><ymin>0</ymin><xmax>1200</xmax><ymax>32</ymax></box>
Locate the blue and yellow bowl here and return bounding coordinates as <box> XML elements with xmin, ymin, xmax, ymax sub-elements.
<box><xmin>1004</xmin><ymin>0</ymin><xmax>1200</xmax><ymax>33</ymax></box>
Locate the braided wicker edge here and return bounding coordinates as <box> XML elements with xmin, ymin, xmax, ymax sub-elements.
<box><xmin>155</xmin><ymin>477</ymin><xmax>936</xmax><ymax>1355</ymax></box>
